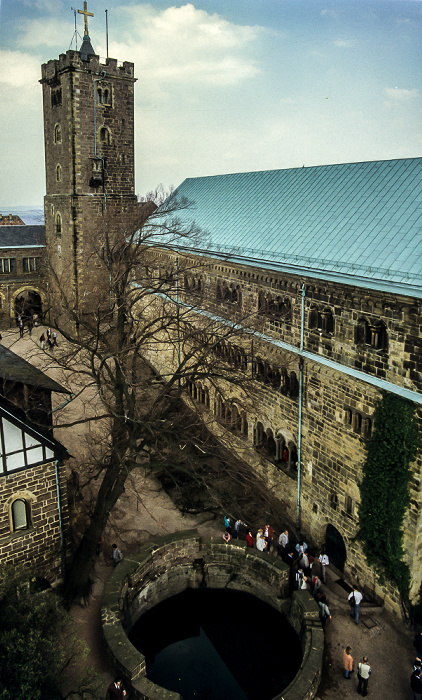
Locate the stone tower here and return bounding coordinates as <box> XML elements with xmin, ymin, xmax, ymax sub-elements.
<box><xmin>40</xmin><ymin>12</ymin><xmax>138</xmax><ymax>317</ymax></box>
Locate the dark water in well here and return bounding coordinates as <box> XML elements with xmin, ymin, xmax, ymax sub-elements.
<box><xmin>129</xmin><ymin>588</ymin><xmax>301</xmax><ymax>700</ymax></box>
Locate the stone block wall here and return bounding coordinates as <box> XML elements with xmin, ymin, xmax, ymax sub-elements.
<box><xmin>0</xmin><ymin>460</ymin><xmax>68</xmax><ymax>583</ymax></box>
<box><xmin>134</xmin><ymin>249</ymin><xmax>422</xmax><ymax>612</ymax></box>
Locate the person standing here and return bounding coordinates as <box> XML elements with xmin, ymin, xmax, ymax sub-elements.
<box><xmin>107</xmin><ymin>677</ymin><xmax>128</xmax><ymax>699</ymax></box>
<box><xmin>224</xmin><ymin>515</ymin><xmax>231</xmax><ymax>535</ymax></box>
<box><xmin>19</xmin><ymin>319</ymin><xmax>24</xmax><ymax>337</ymax></box>
<box><xmin>262</xmin><ymin>523</ymin><xmax>274</xmax><ymax>553</ymax></box>
<box><xmin>411</xmin><ymin>666</ymin><xmax>422</xmax><ymax>700</ymax></box>
<box><xmin>311</xmin><ymin>575</ymin><xmax>322</xmax><ymax>596</ymax></box>
<box><xmin>112</xmin><ymin>543</ymin><xmax>123</xmax><ymax>567</ymax></box>
<box><xmin>348</xmin><ymin>586</ymin><xmax>363</xmax><ymax>625</ymax></box>
<box><xmin>233</xmin><ymin>518</ymin><xmax>246</xmax><ymax>539</ymax></box>
<box><xmin>256</xmin><ymin>533</ymin><xmax>267</xmax><ymax>552</ymax></box>
<box><xmin>40</xmin><ymin>332</ymin><xmax>45</xmax><ymax>349</ymax></box>
<box><xmin>357</xmin><ymin>656</ymin><xmax>371</xmax><ymax>696</ymax></box>
<box><xmin>343</xmin><ymin>646</ymin><xmax>354</xmax><ymax>679</ymax></box>
<box><xmin>319</xmin><ymin>551</ymin><xmax>329</xmax><ymax>583</ymax></box>
<box><xmin>246</xmin><ymin>530</ymin><xmax>254</xmax><ymax>548</ymax></box>
<box><xmin>278</xmin><ymin>529</ymin><xmax>289</xmax><ymax>558</ymax></box>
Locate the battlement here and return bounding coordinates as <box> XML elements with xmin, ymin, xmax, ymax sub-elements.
<box><xmin>40</xmin><ymin>51</ymin><xmax>135</xmax><ymax>82</ymax></box>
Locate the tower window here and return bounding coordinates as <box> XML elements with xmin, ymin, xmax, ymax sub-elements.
<box><xmin>54</xmin><ymin>124</ymin><xmax>61</xmax><ymax>144</ymax></box>
<box><xmin>56</xmin><ymin>164</ymin><xmax>62</xmax><ymax>182</ymax></box>
<box><xmin>51</xmin><ymin>88</ymin><xmax>62</xmax><ymax>107</ymax></box>
<box><xmin>99</xmin><ymin>127</ymin><xmax>111</xmax><ymax>145</ymax></box>
<box><xmin>56</xmin><ymin>213</ymin><xmax>62</xmax><ymax>235</ymax></box>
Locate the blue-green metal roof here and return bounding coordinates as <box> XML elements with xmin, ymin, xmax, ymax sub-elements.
<box><xmin>166</xmin><ymin>158</ymin><xmax>422</xmax><ymax>297</ymax></box>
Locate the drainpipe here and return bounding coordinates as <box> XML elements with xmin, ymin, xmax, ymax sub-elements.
<box><xmin>296</xmin><ymin>283</ymin><xmax>306</xmax><ymax>529</ymax></box>
<box><xmin>175</xmin><ymin>257</ymin><xmax>181</xmax><ymax>386</ymax></box>
<box><xmin>51</xmin><ymin>393</ymin><xmax>75</xmax><ymax>413</ymax></box>
<box><xmin>54</xmin><ymin>460</ymin><xmax>66</xmax><ymax>580</ymax></box>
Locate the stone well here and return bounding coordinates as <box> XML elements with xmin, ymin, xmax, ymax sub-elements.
<box><xmin>101</xmin><ymin>530</ymin><xmax>324</xmax><ymax>700</ymax></box>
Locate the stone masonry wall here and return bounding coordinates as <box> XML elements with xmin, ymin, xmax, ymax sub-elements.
<box><xmin>135</xmin><ymin>250</ymin><xmax>422</xmax><ymax>612</ymax></box>
<box><xmin>0</xmin><ymin>460</ymin><xmax>68</xmax><ymax>583</ymax></box>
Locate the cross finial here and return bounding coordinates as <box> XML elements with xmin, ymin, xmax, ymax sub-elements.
<box><xmin>78</xmin><ymin>1</ymin><xmax>94</xmax><ymax>36</ymax></box>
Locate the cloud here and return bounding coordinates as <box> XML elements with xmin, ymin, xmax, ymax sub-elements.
<box><xmin>321</xmin><ymin>9</ymin><xmax>338</xmax><ymax>19</ymax></box>
<box><xmin>17</xmin><ymin>18</ymin><xmax>74</xmax><ymax>48</ymax></box>
<box><xmin>108</xmin><ymin>3</ymin><xmax>262</xmax><ymax>87</ymax></box>
<box><xmin>384</xmin><ymin>87</ymin><xmax>419</xmax><ymax>101</ymax></box>
<box><xmin>333</xmin><ymin>39</ymin><xmax>356</xmax><ymax>48</ymax></box>
<box><xmin>0</xmin><ymin>50</ymin><xmax>40</xmax><ymax>89</ymax></box>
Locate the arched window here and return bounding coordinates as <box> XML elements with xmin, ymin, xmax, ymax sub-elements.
<box><xmin>11</xmin><ymin>498</ymin><xmax>31</xmax><ymax>532</ymax></box>
<box><xmin>55</xmin><ymin>213</ymin><xmax>62</xmax><ymax>234</ymax></box>
<box><xmin>99</xmin><ymin>127</ymin><xmax>110</xmax><ymax>145</ymax></box>
<box><xmin>254</xmin><ymin>422</ymin><xmax>264</xmax><ymax>447</ymax></box>
<box><xmin>103</xmin><ymin>89</ymin><xmax>110</xmax><ymax>105</ymax></box>
<box><xmin>363</xmin><ymin>417</ymin><xmax>372</xmax><ymax>438</ymax></box>
<box><xmin>56</xmin><ymin>164</ymin><xmax>61</xmax><ymax>182</ymax></box>
<box><xmin>308</xmin><ymin>306</ymin><xmax>318</xmax><ymax>329</ymax></box>
<box><xmin>288</xmin><ymin>371</ymin><xmax>299</xmax><ymax>398</ymax></box>
<box><xmin>97</xmin><ymin>88</ymin><xmax>102</xmax><ymax>103</ymax></box>
<box><xmin>54</xmin><ymin>124</ymin><xmax>61</xmax><ymax>144</ymax></box>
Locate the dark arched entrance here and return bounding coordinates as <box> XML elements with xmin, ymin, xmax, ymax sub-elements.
<box><xmin>14</xmin><ymin>289</ymin><xmax>43</xmax><ymax>322</ymax></box>
<box><xmin>325</xmin><ymin>524</ymin><xmax>347</xmax><ymax>572</ymax></box>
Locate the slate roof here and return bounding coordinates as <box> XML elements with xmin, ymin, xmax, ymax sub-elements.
<box><xmin>163</xmin><ymin>158</ymin><xmax>422</xmax><ymax>297</ymax></box>
<box><xmin>0</xmin><ymin>225</ymin><xmax>45</xmax><ymax>249</ymax></box>
<box><xmin>0</xmin><ymin>346</ymin><xmax>69</xmax><ymax>394</ymax></box>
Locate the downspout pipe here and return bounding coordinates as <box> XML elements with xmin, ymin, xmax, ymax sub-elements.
<box><xmin>55</xmin><ymin>459</ymin><xmax>66</xmax><ymax>580</ymax></box>
<box><xmin>175</xmin><ymin>257</ymin><xmax>181</xmax><ymax>386</ymax></box>
<box><xmin>296</xmin><ymin>283</ymin><xmax>306</xmax><ymax>529</ymax></box>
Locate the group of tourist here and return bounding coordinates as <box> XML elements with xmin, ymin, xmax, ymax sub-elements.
<box><xmin>412</xmin><ymin>631</ymin><xmax>422</xmax><ymax>700</ymax></box>
<box><xmin>39</xmin><ymin>327</ymin><xmax>58</xmax><ymax>350</ymax></box>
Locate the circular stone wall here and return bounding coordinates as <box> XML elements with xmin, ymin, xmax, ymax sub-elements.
<box><xmin>101</xmin><ymin>530</ymin><xmax>324</xmax><ymax>700</ymax></box>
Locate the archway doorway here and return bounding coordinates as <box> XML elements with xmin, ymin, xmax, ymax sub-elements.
<box><xmin>325</xmin><ymin>524</ymin><xmax>347</xmax><ymax>572</ymax></box>
<box><xmin>14</xmin><ymin>289</ymin><xmax>43</xmax><ymax>322</ymax></box>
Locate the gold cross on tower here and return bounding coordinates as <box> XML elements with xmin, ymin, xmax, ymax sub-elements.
<box><xmin>78</xmin><ymin>1</ymin><xmax>94</xmax><ymax>36</ymax></box>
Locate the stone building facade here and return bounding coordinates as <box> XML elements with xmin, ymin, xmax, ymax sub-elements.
<box><xmin>0</xmin><ymin>225</ymin><xmax>46</xmax><ymax>325</ymax></box>
<box><xmin>137</xmin><ymin>160</ymin><xmax>422</xmax><ymax>612</ymax></box>
<box><xmin>0</xmin><ymin>345</ymin><xmax>69</xmax><ymax>582</ymax></box>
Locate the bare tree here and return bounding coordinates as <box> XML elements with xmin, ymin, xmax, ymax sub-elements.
<box><xmin>44</xmin><ymin>190</ymin><xmax>292</xmax><ymax>603</ymax></box>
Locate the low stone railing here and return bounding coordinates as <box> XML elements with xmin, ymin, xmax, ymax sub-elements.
<box><xmin>101</xmin><ymin>530</ymin><xmax>323</xmax><ymax>700</ymax></box>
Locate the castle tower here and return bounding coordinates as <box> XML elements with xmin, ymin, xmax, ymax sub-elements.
<box><xmin>40</xmin><ymin>6</ymin><xmax>138</xmax><ymax>316</ymax></box>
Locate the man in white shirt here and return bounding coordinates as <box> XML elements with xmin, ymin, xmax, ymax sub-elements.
<box><xmin>319</xmin><ymin>551</ymin><xmax>329</xmax><ymax>583</ymax></box>
<box><xmin>357</xmin><ymin>656</ymin><xmax>371</xmax><ymax>696</ymax></box>
<box><xmin>277</xmin><ymin>529</ymin><xmax>289</xmax><ymax>559</ymax></box>
<box><xmin>348</xmin><ymin>586</ymin><xmax>363</xmax><ymax>625</ymax></box>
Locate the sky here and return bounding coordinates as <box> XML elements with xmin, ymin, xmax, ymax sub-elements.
<box><xmin>0</xmin><ymin>0</ymin><xmax>421</xmax><ymax>206</ymax></box>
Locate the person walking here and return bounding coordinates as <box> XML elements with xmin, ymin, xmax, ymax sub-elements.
<box><xmin>348</xmin><ymin>585</ymin><xmax>363</xmax><ymax>625</ymax></box>
<box><xmin>357</xmin><ymin>656</ymin><xmax>371</xmax><ymax>696</ymax></box>
<box><xmin>224</xmin><ymin>515</ymin><xmax>231</xmax><ymax>535</ymax></box>
<box><xmin>319</xmin><ymin>550</ymin><xmax>329</xmax><ymax>582</ymax></box>
<box><xmin>40</xmin><ymin>332</ymin><xmax>45</xmax><ymax>349</ymax></box>
<box><xmin>411</xmin><ymin>666</ymin><xmax>422</xmax><ymax>700</ymax></box>
<box><xmin>19</xmin><ymin>319</ymin><xmax>24</xmax><ymax>337</ymax></box>
<box><xmin>112</xmin><ymin>543</ymin><xmax>123</xmax><ymax>567</ymax></box>
<box><xmin>318</xmin><ymin>595</ymin><xmax>331</xmax><ymax>626</ymax></box>
<box><xmin>343</xmin><ymin>646</ymin><xmax>354</xmax><ymax>679</ymax></box>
